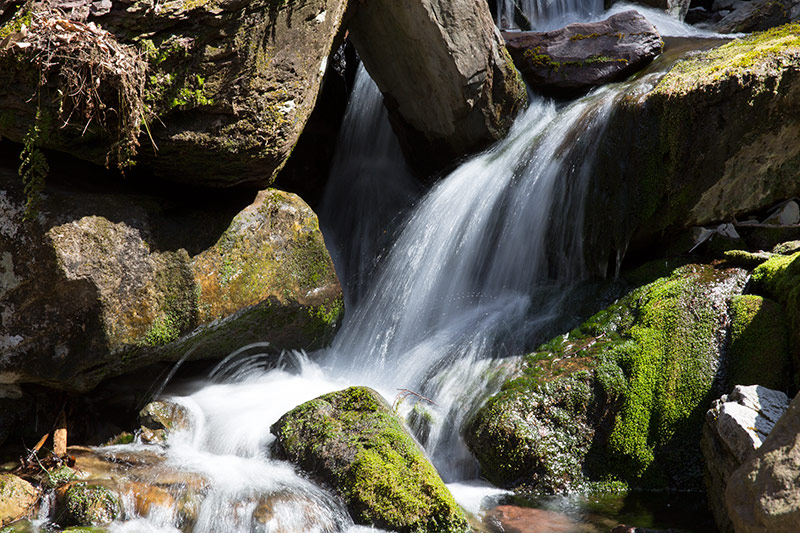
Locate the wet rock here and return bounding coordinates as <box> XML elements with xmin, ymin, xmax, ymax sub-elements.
<box><xmin>483</xmin><ymin>505</ymin><xmax>582</xmax><ymax>532</ymax></box>
<box><xmin>251</xmin><ymin>492</ymin><xmax>345</xmax><ymax>532</ymax></box>
<box><xmin>709</xmin><ymin>0</ymin><xmax>800</xmax><ymax>34</ymax></box>
<box><xmin>726</xmin><ymin>390</ymin><xmax>800</xmax><ymax>532</ymax></box>
<box><xmin>0</xmin><ymin>474</ymin><xmax>37</xmax><ymax>526</ymax></box>
<box><xmin>702</xmin><ymin>385</ymin><xmax>789</xmax><ymax>532</ymax></box>
<box><xmin>55</xmin><ymin>483</ymin><xmax>120</xmax><ymax>527</ymax></box>
<box><xmin>0</xmin><ymin>166</ymin><xmax>342</xmax><ymax>392</ymax></box>
<box><xmin>138</xmin><ymin>400</ymin><xmax>190</xmax><ymax>444</ymax></box>
<box><xmin>503</xmin><ymin>11</ymin><xmax>663</xmax><ymax>94</ymax></box>
<box><xmin>0</xmin><ymin>0</ymin><xmax>349</xmax><ymax>186</ymax></box>
<box><xmin>585</xmin><ymin>25</ymin><xmax>800</xmax><ymax>271</ymax></box>
<box><xmin>348</xmin><ymin>0</ymin><xmax>527</xmax><ymax>175</ymax></box>
<box><xmin>466</xmin><ymin>263</ymin><xmax>749</xmax><ymax>491</ymax></box>
<box><xmin>271</xmin><ymin>386</ymin><xmax>469</xmax><ymax>533</ymax></box>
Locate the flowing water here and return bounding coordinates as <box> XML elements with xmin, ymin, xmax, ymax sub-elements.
<box><xmin>33</xmin><ymin>7</ymin><xmax>731</xmax><ymax>533</ymax></box>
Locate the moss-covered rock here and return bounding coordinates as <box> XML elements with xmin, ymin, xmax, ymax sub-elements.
<box><xmin>726</xmin><ymin>294</ymin><xmax>790</xmax><ymax>391</ymax></box>
<box><xmin>0</xmin><ymin>0</ymin><xmax>349</xmax><ymax>186</ymax></box>
<box><xmin>56</xmin><ymin>483</ymin><xmax>120</xmax><ymax>527</ymax></box>
<box><xmin>0</xmin><ymin>474</ymin><xmax>37</xmax><ymax>526</ymax></box>
<box><xmin>466</xmin><ymin>263</ymin><xmax>750</xmax><ymax>492</ymax></box>
<box><xmin>584</xmin><ymin>24</ymin><xmax>800</xmax><ymax>269</ymax></box>
<box><xmin>271</xmin><ymin>386</ymin><xmax>469</xmax><ymax>533</ymax></box>
<box><xmin>0</xmin><ymin>166</ymin><xmax>342</xmax><ymax>392</ymax></box>
<box><xmin>750</xmin><ymin>251</ymin><xmax>800</xmax><ymax>386</ymax></box>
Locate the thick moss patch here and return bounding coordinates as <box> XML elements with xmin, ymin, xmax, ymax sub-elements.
<box><xmin>750</xmin><ymin>251</ymin><xmax>800</xmax><ymax>386</ymax></box>
<box><xmin>726</xmin><ymin>294</ymin><xmax>790</xmax><ymax>391</ymax></box>
<box><xmin>466</xmin><ymin>264</ymin><xmax>749</xmax><ymax>492</ymax></box>
<box><xmin>271</xmin><ymin>387</ymin><xmax>469</xmax><ymax>533</ymax></box>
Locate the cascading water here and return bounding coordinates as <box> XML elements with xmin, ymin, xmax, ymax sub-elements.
<box><xmin>42</xmin><ymin>8</ymin><xmax>730</xmax><ymax>533</ymax></box>
<box><xmin>496</xmin><ymin>0</ymin><xmax>603</xmax><ymax>31</ymax></box>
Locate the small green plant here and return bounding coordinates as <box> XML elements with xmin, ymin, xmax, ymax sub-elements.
<box><xmin>18</xmin><ymin>109</ymin><xmax>49</xmax><ymax>221</ymax></box>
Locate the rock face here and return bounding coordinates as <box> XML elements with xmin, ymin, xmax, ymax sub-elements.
<box><xmin>584</xmin><ymin>24</ymin><xmax>800</xmax><ymax>270</ymax></box>
<box><xmin>0</xmin><ymin>474</ymin><xmax>37</xmax><ymax>526</ymax></box>
<box><xmin>709</xmin><ymin>0</ymin><xmax>800</xmax><ymax>34</ymax></box>
<box><xmin>271</xmin><ymin>386</ymin><xmax>469</xmax><ymax>533</ymax></box>
<box><xmin>503</xmin><ymin>11</ymin><xmax>663</xmax><ymax>94</ymax></box>
<box><xmin>466</xmin><ymin>263</ymin><xmax>751</xmax><ymax>492</ymax></box>
<box><xmin>0</xmin><ymin>0</ymin><xmax>349</xmax><ymax>186</ymax></box>
<box><xmin>0</xmin><ymin>166</ymin><xmax>342</xmax><ymax>392</ymax></box>
<box><xmin>702</xmin><ymin>386</ymin><xmax>790</xmax><ymax>532</ymax></box>
<box><xmin>348</xmin><ymin>0</ymin><xmax>527</xmax><ymax>175</ymax></box>
<box><xmin>726</xmin><ymin>390</ymin><xmax>800</xmax><ymax>532</ymax></box>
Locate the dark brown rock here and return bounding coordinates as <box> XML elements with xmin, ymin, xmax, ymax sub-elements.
<box><xmin>503</xmin><ymin>11</ymin><xmax>663</xmax><ymax>94</ymax></box>
<box><xmin>348</xmin><ymin>0</ymin><xmax>527</xmax><ymax>176</ymax></box>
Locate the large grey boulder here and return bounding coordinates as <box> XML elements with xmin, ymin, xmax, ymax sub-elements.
<box><xmin>503</xmin><ymin>11</ymin><xmax>663</xmax><ymax>93</ymax></box>
<box><xmin>583</xmin><ymin>24</ymin><xmax>800</xmax><ymax>270</ymax></box>
<box><xmin>702</xmin><ymin>385</ymin><xmax>790</xmax><ymax>532</ymax></box>
<box><xmin>726</xmin><ymin>390</ymin><xmax>800</xmax><ymax>532</ymax></box>
<box><xmin>0</xmin><ymin>166</ymin><xmax>342</xmax><ymax>392</ymax></box>
<box><xmin>348</xmin><ymin>0</ymin><xmax>527</xmax><ymax>175</ymax></box>
<box><xmin>0</xmin><ymin>0</ymin><xmax>349</xmax><ymax>186</ymax></box>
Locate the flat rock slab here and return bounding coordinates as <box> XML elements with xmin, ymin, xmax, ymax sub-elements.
<box><xmin>503</xmin><ymin>10</ymin><xmax>663</xmax><ymax>93</ymax></box>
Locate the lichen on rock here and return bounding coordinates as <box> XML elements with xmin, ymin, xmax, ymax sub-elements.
<box><xmin>271</xmin><ymin>386</ymin><xmax>469</xmax><ymax>533</ymax></box>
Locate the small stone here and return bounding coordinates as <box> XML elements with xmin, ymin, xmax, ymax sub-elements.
<box><xmin>0</xmin><ymin>474</ymin><xmax>37</xmax><ymax>526</ymax></box>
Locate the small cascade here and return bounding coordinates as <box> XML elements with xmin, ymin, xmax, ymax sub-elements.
<box><xmin>496</xmin><ymin>0</ymin><xmax>604</xmax><ymax>31</ymax></box>
<box><xmin>26</xmin><ymin>8</ymin><xmax>733</xmax><ymax>533</ymax></box>
<box><xmin>319</xmin><ymin>64</ymin><xmax>420</xmax><ymax>306</ymax></box>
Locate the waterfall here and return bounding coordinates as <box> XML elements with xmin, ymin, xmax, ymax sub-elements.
<box><xmin>52</xmin><ymin>8</ymin><xmax>727</xmax><ymax>533</ymax></box>
<box><xmin>319</xmin><ymin>64</ymin><xmax>420</xmax><ymax>306</ymax></box>
<box><xmin>496</xmin><ymin>0</ymin><xmax>604</xmax><ymax>31</ymax></box>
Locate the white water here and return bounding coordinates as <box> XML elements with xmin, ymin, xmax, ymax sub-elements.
<box><xmin>75</xmin><ymin>6</ymin><xmax>718</xmax><ymax>533</ymax></box>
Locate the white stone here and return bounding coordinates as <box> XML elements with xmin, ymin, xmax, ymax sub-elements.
<box><xmin>714</xmin><ymin>385</ymin><xmax>789</xmax><ymax>462</ymax></box>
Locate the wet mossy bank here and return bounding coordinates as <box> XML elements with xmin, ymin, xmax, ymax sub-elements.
<box><xmin>466</xmin><ymin>259</ymin><xmax>795</xmax><ymax>493</ymax></box>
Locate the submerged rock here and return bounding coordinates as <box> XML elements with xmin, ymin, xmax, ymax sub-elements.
<box><xmin>702</xmin><ymin>385</ymin><xmax>789</xmax><ymax>532</ymax></box>
<box><xmin>0</xmin><ymin>167</ymin><xmax>342</xmax><ymax>392</ymax></box>
<box><xmin>348</xmin><ymin>0</ymin><xmax>527</xmax><ymax>175</ymax></box>
<box><xmin>271</xmin><ymin>386</ymin><xmax>469</xmax><ymax>533</ymax></box>
<box><xmin>466</xmin><ymin>263</ymin><xmax>750</xmax><ymax>492</ymax></box>
<box><xmin>726</xmin><ymin>390</ymin><xmax>800</xmax><ymax>532</ymax></box>
<box><xmin>0</xmin><ymin>474</ymin><xmax>37</xmax><ymax>526</ymax></box>
<box><xmin>503</xmin><ymin>11</ymin><xmax>663</xmax><ymax>93</ymax></box>
<box><xmin>0</xmin><ymin>0</ymin><xmax>348</xmax><ymax>186</ymax></box>
<box><xmin>585</xmin><ymin>24</ymin><xmax>800</xmax><ymax>270</ymax></box>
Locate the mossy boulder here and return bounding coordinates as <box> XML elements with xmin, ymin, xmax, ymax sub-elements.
<box><xmin>55</xmin><ymin>483</ymin><xmax>120</xmax><ymax>527</ymax></box>
<box><xmin>348</xmin><ymin>0</ymin><xmax>527</xmax><ymax>175</ymax></box>
<box><xmin>465</xmin><ymin>263</ymin><xmax>751</xmax><ymax>492</ymax></box>
<box><xmin>0</xmin><ymin>166</ymin><xmax>342</xmax><ymax>392</ymax></box>
<box><xmin>750</xmin><ymin>251</ymin><xmax>800</xmax><ymax>386</ymax></box>
<box><xmin>0</xmin><ymin>474</ymin><xmax>37</xmax><ymax>526</ymax></box>
<box><xmin>727</xmin><ymin>294</ymin><xmax>791</xmax><ymax>391</ymax></box>
<box><xmin>584</xmin><ymin>25</ymin><xmax>800</xmax><ymax>268</ymax></box>
<box><xmin>271</xmin><ymin>386</ymin><xmax>469</xmax><ymax>533</ymax></box>
<box><xmin>0</xmin><ymin>0</ymin><xmax>348</xmax><ymax>186</ymax></box>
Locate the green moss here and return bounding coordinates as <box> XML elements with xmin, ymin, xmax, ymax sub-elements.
<box><xmin>272</xmin><ymin>387</ymin><xmax>469</xmax><ymax>533</ymax></box>
<box><xmin>723</xmin><ymin>249</ymin><xmax>772</xmax><ymax>268</ymax></box>
<box><xmin>0</xmin><ymin>10</ymin><xmax>32</xmax><ymax>42</ymax></box>
<box><xmin>727</xmin><ymin>295</ymin><xmax>790</xmax><ymax>391</ymax></box>
<box><xmin>655</xmin><ymin>24</ymin><xmax>800</xmax><ymax>96</ymax></box>
<box><xmin>467</xmin><ymin>264</ymin><xmax>748</xmax><ymax>491</ymax></box>
<box><xmin>59</xmin><ymin>483</ymin><xmax>120</xmax><ymax>527</ymax></box>
<box><xmin>143</xmin><ymin>313</ymin><xmax>180</xmax><ymax>346</ymax></box>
